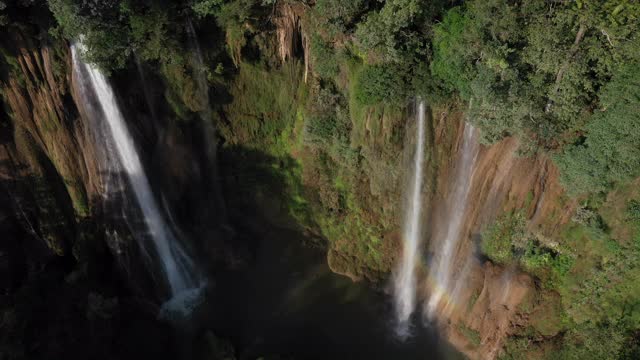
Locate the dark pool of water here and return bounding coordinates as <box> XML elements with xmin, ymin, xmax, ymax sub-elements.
<box><xmin>198</xmin><ymin>226</ymin><xmax>462</xmax><ymax>360</ymax></box>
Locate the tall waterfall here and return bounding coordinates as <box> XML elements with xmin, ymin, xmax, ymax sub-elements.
<box><xmin>71</xmin><ymin>44</ymin><xmax>200</xmax><ymax>298</ymax></box>
<box><xmin>393</xmin><ymin>100</ymin><xmax>426</xmax><ymax>338</ymax></box>
<box><xmin>425</xmin><ymin>123</ymin><xmax>479</xmax><ymax>318</ymax></box>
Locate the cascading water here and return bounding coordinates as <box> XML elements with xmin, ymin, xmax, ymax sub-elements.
<box><xmin>393</xmin><ymin>100</ymin><xmax>426</xmax><ymax>338</ymax></box>
<box><xmin>71</xmin><ymin>44</ymin><xmax>201</xmax><ymax>302</ymax></box>
<box><xmin>425</xmin><ymin>122</ymin><xmax>479</xmax><ymax>319</ymax></box>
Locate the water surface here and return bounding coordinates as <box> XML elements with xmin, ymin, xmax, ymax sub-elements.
<box><xmin>202</xmin><ymin>226</ymin><xmax>462</xmax><ymax>360</ymax></box>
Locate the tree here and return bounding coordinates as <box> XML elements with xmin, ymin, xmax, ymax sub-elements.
<box><xmin>48</xmin><ymin>0</ymin><xmax>189</xmax><ymax>71</ymax></box>
<box><xmin>48</xmin><ymin>0</ymin><xmax>131</xmax><ymax>70</ymax></box>
<box><xmin>429</xmin><ymin>6</ymin><xmax>473</xmax><ymax>98</ymax></box>
<box><xmin>430</xmin><ymin>0</ymin><xmax>640</xmax><ymax>148</ymax></box>
<box><xmin>353</xmin><ymin>64</ymin><xmax>409</xmax><ymax>106</ymax></box>
<box><xmin>555</xmin><ymin>61</ymin><xmax>640</xmax><ymax>194</ymax></box>
<box><xmin>355</xmin><ymin>0</ymin><xmax>442</xmax><ymax>64</ymax></box>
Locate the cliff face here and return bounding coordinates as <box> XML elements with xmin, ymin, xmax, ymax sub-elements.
<box><xmin>0</xmin><ymin>30</ymin><xmax>100</xmax><ymax>258</ymax></box>
<box><xmin>252</xmin><ymin>4</ymin><xmax>592</xmax><ymax>357</ymax></box>
<box><xmin>0</xmin><ymin>21</ymin><xmax>236</xmax><ymax>288</ymax></box>
<box><xmin>422</xmin><ymin>109</ymin><xmax>576</xmax><ymax>359</ymax></box>
<box><xmin>0</xmin><ymin>28</ymin><xmax>185</xmax><ymax>360</ymax></box>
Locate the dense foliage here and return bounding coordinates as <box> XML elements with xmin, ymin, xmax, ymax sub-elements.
<box><xmin>431</xmin><ymin>1</ymin><xmax>639</xmax><ymax>148</ymax></box>
<box><xmin>48</xmin><ymin>0</ymin><xmax>182</xmax><ymax>70</ymax></box>
<box><xmin>555</xmin><ymin>61</ymin><xmax>640</xmax><ymax>194</ymax></box>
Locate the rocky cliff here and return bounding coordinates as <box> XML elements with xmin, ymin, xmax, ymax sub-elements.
<box><xmin>0</xmin><ymin>28</ymin><xmax>100</xmax><ymax>258</ymax></box>
<box><xmin>420</xmin><ymin>108</ymin><xmax>578</xmax><ymax>359</ymax></box>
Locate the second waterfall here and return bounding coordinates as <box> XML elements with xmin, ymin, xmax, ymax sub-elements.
<box><xmin>393</xmin><ymin>100</ymin><xmax>426</xmax><ymax>338</ymax></box>
<box><xmin>425</xmin><ymin>122</ymin><xmax>479</xmax><ymax>319</ymax></box>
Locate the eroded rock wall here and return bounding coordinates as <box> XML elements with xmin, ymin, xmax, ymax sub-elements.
<box><xmin>0</xmin><ymin>29</ymin><xmax>101</xmax><ymax>258</ymax></box>
<box><xmin>423</xmin><ymin>109</ymin><xmax>576</xmax><ymax>359</ymax></box>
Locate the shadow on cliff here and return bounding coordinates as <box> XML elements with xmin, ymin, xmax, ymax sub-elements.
<box><xmin>0</xmin><ymin>163</ymin><xmax>181</xmax><ymax>360</ymax></box>
<box><xmin>190</xmin><ymin>145</ymin><xmax>461</xmax><ymax>360</ymax></box>
<box><xmin>218</xmin><ymin>144</ymin><xmax>313</xmax><ymax>237</ymax></box>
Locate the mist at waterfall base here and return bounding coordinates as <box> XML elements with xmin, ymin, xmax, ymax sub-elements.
<box><xmin>71</xmin><ymin>43</ymin><xmax>205</xmax><ymax>317</ymax></box>
<box><xmin>393</xmin><ymin>100</ymin><xmax>426</xmax><ymax>339</ymax></box>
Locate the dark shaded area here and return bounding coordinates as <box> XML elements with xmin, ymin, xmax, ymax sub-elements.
<box><xmin>199</xmin><ymin>222</ymin><xmax>461</xmax><ymax>360</ymax></box>
<box><xmin>0</xmin><ymin>171</ymin><xmax>178</xmax><ymax>360</ymax></box>
<box><xmin>200</xmin><ymin>145</ymin><xmax>462</xmax><ymax>360</ymax></box>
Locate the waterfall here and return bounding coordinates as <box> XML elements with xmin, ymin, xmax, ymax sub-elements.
<box><xmin>425</xmin><ymin>123</ymin><xmax>479</xmax><ymax>319</ymax></box>
<box><xmin>71</xmin><ymin>44</ymin><xmax>201</xmax><ymax>300</ymax></box>
<box><xmin>393</xmin><ymin>100</ymin><xmax>426</xmax><ymax>338</ymax></box>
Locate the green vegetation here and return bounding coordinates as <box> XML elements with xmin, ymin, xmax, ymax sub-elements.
<box><xmin>468</xmin><ymin>290</ymin><xmax>480</xmax><ymax>311</ymax></box>
<box><xmin>353</xmin><ymin>64</ymin><xmax>409</xmax><ymax>106</ymax></box>
<box><xmin>555</xmin><ymin>62</ymin><xmax>640</xmax><ymax>195</ymax></box>
<box><xmin>354</xmin><ymin>0</ymin><xmax>443</xmax><ymax>64</ymax></box>
<box><xmin>482</xmin><ymin>210</ymin><xmax>574</xmax><ymax>289</ymax></box>
<box><xmin>457</xmin><ymin>322</ymin><xmax>481</xmax><ymax>347</ymax></box>
<box><xmin>481</xmin><ymin>211</ymin><xmax>526</xmax><ymax>265</ymax></box>
<box><xmin>219</xmin><ymin>60</ymin><xmax>309</xmax><ymax>224</ymax></box>
<box><xmin>485</xmin><ymin>187</ymin><xmax>640</xmax><ymax>358</ymax></box>
<box><xmin>192</xmin><ymin>0</ymin><xmax>259</xmax><ymax>66</ymax></box>
<box><xmin>42</xmin><ymin>0</ymin><xmax>640</xmax><ymax>198</ymax></box>
<box><xmin>430</xmin><ymin>1</ymin><xmax>639</xmax><ymax>148</ymax></box>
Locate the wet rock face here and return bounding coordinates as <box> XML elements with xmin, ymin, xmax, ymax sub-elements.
<box><xmin>0</xmin><ymin>29</ymin><xmax>104</xmax><ymax>259</ymax></box>
<box><xmin>418</xmin><ymin>109</ymin><xmax>575</xmax><ymax>359</ymax></box>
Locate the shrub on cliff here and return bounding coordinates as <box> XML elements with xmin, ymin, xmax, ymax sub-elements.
<box><xmin>304</xmin><ymin>84</ymin><xmax>351</xmax><ymax>160</ymax></box>
<box><xmin>309</xmin><ymin>35</ymin><xmax>339</xmax><ymax>80</ymax></box>
<box><xmin>481</xmin><ymin>211</ymin><xmax>525</xmax><ymax>265</ymax></box>
<box><xmin>482</xmin><ymin>210</ymin><xmax>574</xmax><ymax>288</ymax></box>
<box><xmin>353</xmin><ymin>64</ymin><xmax>409</xmax><ymax>106</ymax></box>
<box><xmin>627</xmin><ymin>200</ymin><xmax>640</xmax><ymax>223</ymax></box>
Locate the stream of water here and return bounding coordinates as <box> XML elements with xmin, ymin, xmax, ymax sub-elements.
<box><xmin>71</xmin><ymin>43</ymin><xmax>201</xmax><ymax>303</ymax></box>
<box><xmin>425</xmin><ymin>123</ymin><xmax>479</xmax><ymax>318</ymax></box>
<box><xmin>393</xmin><ymin>100</ymin><xmax>426</xmax><ymax>338</ymax></box>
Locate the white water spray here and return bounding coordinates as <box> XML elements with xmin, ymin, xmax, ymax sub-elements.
<box><xmin>393</xmin><ymin>100</ymin><xmax>426</xmax><ymax>338</ymax></box>
<box><xmin>71</xmin><ymin>44</ymin><xmax>200</xmax><ymax>297</ymax></box>
<box><xmin>425</xmin><ymin>123</ymin><xmax>479</xmax><ymax>318</ymax></box>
